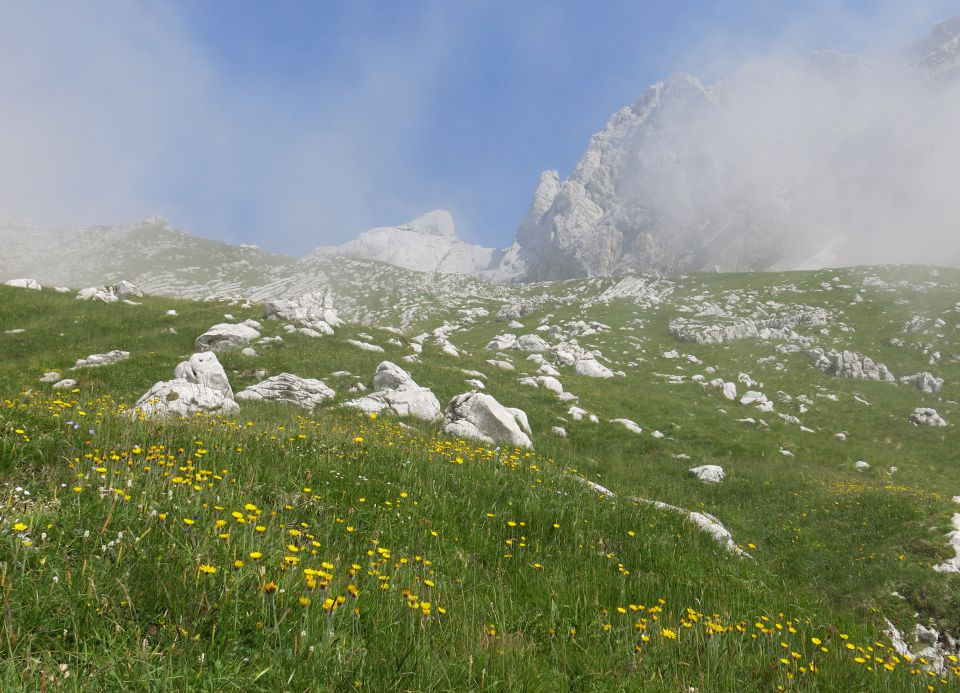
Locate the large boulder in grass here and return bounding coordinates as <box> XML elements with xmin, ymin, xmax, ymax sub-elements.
<box><xmin>344</xmin><ymin>361</ymin><xmax>441</xmax><ymax>421</ymax></box>
<box><xmin>236</xmin><ymin>373</ymin><xmax>335</xmax><ymax>410</ymax></box>
<box><xmin>442</xmin><ymin>392</ymin><xmax>532</xmax><ymax>448</ymax></box>
<box><xmin>195</xmin><ymin>323</ymin><xmax>261</xmax><ymax>352</ymax></box>
<box><xmin>372</xmin><ymin>361</ymin><xmax>416</xmax><ymax>390</ymax></box>
<box><xmin>132</xmin><ymin>352</ymin><xmax>238</xmax><ymax>418</ymax></box>
<box><xmin>264</xmin><ymin>290</ymin><xmax>341</xmax><ymax>332</ymax></box>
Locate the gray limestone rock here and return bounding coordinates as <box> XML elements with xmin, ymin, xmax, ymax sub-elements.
<box><xmin>132</xmin><ymin>352</ymin><xmax>238</xmax><ymax>419</ymax></box>
<box><xmin>195</xmin><ymin>323</ymin><xmax>261</xmax><ymax>352</ymax></box>
<box><xmin>442</xmin><ymin>392</ymin><xmax>533</xmax><ymax>448</ymax></box>
<box><xmin>236</xmin><ymin>373</ymin><xmax>335</xmax><ymax>410</ymax></box>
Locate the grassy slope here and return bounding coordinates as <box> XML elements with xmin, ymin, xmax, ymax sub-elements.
<box><xmin>0</xmin><ymin>271</ymin><xmax>958</xmax><ymax>691</ymax></box>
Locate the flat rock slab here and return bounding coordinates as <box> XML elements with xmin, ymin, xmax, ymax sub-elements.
<box><xmin>71</xmin><ymin>350</ymin><xmax>130</xmax><ymax>369</ymax></box>
<box><xmin>236</xmin><ymin>373</ymin><xmax>335</xmax><ymax>410</ymax></box>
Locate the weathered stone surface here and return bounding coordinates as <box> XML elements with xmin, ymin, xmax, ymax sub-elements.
<box><xmin>236</xmin><ymin>373</ymin><xmax>335</xmax><ymax>410</ymax></box>
<box><xmin>132</xmin><ymin>352</ymin><xmax>238</xmax><ymax>418</ymax></box>
<box><xmin>52</xmin><ymin>379</ymin><xmax>77</xmax><ymax>390</ymax></box>
<box><xmin>195</xmin><ymin>323</ymin><xmax>261</xmax><ymax>352</ymax></box>
<box><xmin>38</xmin><ymin>371</ymin><xmax>61</xmax><ymax>383</ymax></box>
<box><xmin>264</xmin><ymin>290</ymin><xmax>341</xmax><ymax>332</ymax></box>
<box><xmin>808</xmin><ymin>348</ymin><xmax>895</xmax><ymax>381</ymax></box>
<box><xmin>71</xmin><ymin>350</ymin><xmax>130</xmax><ymax>369</ymax></box>
<box><xmin>442</xmin><ymin>392</ymin><xmax>532</xmax><ymax>448</ymax></box>
<box><xmin>908</xmin><ymin>407</ymin><xmax>948</xmax><ymax>427</ymax></box>
<box><xmin>900</xmin><ymin>372</ymin><xmax>944</xmax><ymax>393</ymax></box>
<box><xmin>372</xmin><ymin>361</ymin><xmax>415</xmax><ymax>391</ymax></box>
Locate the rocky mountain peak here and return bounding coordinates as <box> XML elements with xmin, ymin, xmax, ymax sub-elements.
<box><xmin>910</xmin><ymin>15</ymin><xmax>960</xmax><ymax>82</ymax></box>
<box><xmin>395</xmin><ymin>209</ymin><xmax>457</xmax><ymax>238</ymax></box>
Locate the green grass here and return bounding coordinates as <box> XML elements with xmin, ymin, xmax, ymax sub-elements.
<box><xmin>0</xmin><ymin>268</ymin><xmax>959</xmax><ymax>691</ymax></box>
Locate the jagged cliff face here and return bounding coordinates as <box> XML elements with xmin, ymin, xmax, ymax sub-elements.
<box><xmin>497</xmin><ymin>17</ymin><xmax>960</xmax><ymax>282</ymax></box>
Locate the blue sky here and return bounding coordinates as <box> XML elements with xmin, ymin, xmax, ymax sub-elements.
<box><xmin>0</xmin><ymin>1</ymin><xmax>956</xmax><ymax>254</ymax></box>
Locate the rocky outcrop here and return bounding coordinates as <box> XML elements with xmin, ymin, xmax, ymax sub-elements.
<box><xmin>235</xmin><ymin>374</ymin><xmax>335</xmax><ymax>410</ymax></box>
<box><xmin>264</xmin><ymin>290</ymin><xmax>341</xmax><ymax>334</ymax></box>
<box><xmin>908</xmin><ymin>407</ymin><xmax>948</xmax><ymax>427</ymax></box>
<box><xmin>442</xmin><ymin>392</ymin><xmax>532</xmax><ymax>448</ymax></box>
<box><xmin>808</xmin><ymin>348</ymin><xmax>895</xmax><ymax>381</ymax></box>
<box><xmin>670</xmin><ymin>308</ymin><xmax>828</xmax><ymax>345</ymax></box>
<box><xmin>71</xmin><ymin>350</ymin><xmax>130</xmax><ymax>369</ymax></box>
<box><xmin>132</xmin><ymin>352</ymin><xmax>238</xmax><ymax>418</ymax></box>
<box><xmin>899</xmin><ymin>372</ymin><xmax>944</xmax><ymax>393</ymax></box>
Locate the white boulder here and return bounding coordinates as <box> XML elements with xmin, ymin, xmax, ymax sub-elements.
<box><xmin>690</xmin><ymin>465</ymin><xmax>726</xmax><ymax>484</ymax></box>
<box><xmin>195</xmin><ymin>323</ymin><xmax>260</xmax><ymax>352</ymax></box>
<box><xmin>344</xmin><ymin>361</ymin><xmax>441</xmax><ymax>421</ymax></box>
<box><xmin>442</xmin><ymin>392</ymin><xmax>533</xmax><ymax>448</ymax></box>
<box><xmin>52</xmin><ymin>379</ymin><xmax>77</xmax><ymax>391</ymax></box>
<box><xmin>132</xmin><ymin>352</ymin><xmax>238</xmax><ymax>418</ymax></box>
<box><xmin>574</xmin><ymin>358</ymin><xmax>614</xmax><ymax>378</ymax></box>
<box><xmin>908</xmin><ymin>407</ymin><xmax>948</xmax><ymax>427</ymax></box>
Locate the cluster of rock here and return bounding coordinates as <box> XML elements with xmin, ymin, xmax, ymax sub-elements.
<box><xmin>76</xmin><ymin>280</ymin><xmax>143</xmax><ymax>303</ymax></box>
<box><xmin>807</xmin><ymin>348</ymin><xmax>895</xmax><ymax>381</ymax></box>
<box><xmin>669</xmin><ymin>307</ymin><xmax>828</xmax><ymax>346</ymax></box>
<box><xmin>485</xmin><ymin>331</ymin><xmax>620</xmax><ymax>379</ymax></box>
<box><xmin>264</xmin><ymin>290</ymin><xmax>341</xmax><ymax>336</ymax></box>
<box><xmin>808</xmin><ymin>348</ymin><xmax>945</xmax><ymax>393</ymax></box>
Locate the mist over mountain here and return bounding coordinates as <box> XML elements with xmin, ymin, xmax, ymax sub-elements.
<box><xmin>4</xmin><ymin>17</ymin><xmax>960</xmax><ymax>287</ymax></box>
<box><xmin>493</xmin><ymin>17</ymin><xmax>960</xmax><ymax>281</ymax></box>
